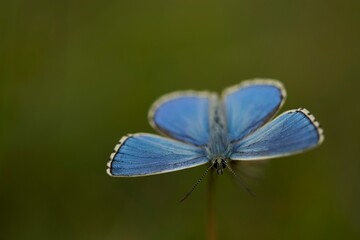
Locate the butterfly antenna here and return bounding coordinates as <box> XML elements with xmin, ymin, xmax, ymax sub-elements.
<box><xmin>180</xmin><ymin>164</ymin><xmax>214</xmax><ymax>202</ymax></box>
<box><xmin>224</xmin><ymin>161</ymin><xmax>256</xmax><ymax>197</ymax></box>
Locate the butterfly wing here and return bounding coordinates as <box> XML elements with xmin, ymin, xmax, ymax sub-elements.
<box><xmin>230</xmin><ymin>109</ymin><xmax>324</xmax><ymax>160</ymax></box>
<box><xmin>223</xmin><ymin>79</ymin><xmax>286</xmax><ymax>142</ymax></box>
<box><xmin>107</xmin><ymin>133</ymin><xmax>209</xmax><ymax>177</ymax></box>
<box><xmin>148</xmin><ymin>91</ymin><xmax>216</xmax><ymax>146</ymax></box>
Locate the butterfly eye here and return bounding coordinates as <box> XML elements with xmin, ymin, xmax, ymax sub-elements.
<box><xmin>221</xmin><ymin>160</ymin><xmax>227</xmax><ymax>169</ymax></box>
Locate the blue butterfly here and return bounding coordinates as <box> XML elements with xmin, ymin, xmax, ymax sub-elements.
<box><xmin>107</xmin><ymin>79</ymin><xmax>324</xmax><ymax>182</ymax></box>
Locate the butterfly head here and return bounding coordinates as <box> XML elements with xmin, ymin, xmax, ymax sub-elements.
<box><xmin>213</xmin><ymin>157</ymin><xmax>227</xmax><ymax>175</ymax></box>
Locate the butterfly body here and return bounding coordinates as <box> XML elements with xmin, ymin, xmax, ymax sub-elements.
<box><xmin>206</xmin><ymin>98</ymin><xmax>231</xmax><ymax>155</ymax></box>
<box><xmin>107</xmin><ymin>79</ymin><xmax>324</xmax><ymax>177</ymax></box>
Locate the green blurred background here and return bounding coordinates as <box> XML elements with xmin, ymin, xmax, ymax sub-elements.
<box><xmin>1</xmin><ymin>0</ymin><xmax>360</xmax><ymax>239</ymax></box>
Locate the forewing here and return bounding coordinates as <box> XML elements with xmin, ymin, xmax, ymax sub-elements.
<box><xmin>223</xmin><ymin>79</ymin><xmax>286</xmax><ymax>142</ymax></box>
<box><xmin>148</xmin><ymin>91</ymin><xmax>216</xmax><ymax>146</ymax></box>
<box><xmin>230</xmin><ymin>109</ymin><xmax>324</xmax><ymax>160</ymax></box>
<box><xmin>107</xmin><ymin>133</ymin><xmax>209</xmax><ymax>177</ymax></box>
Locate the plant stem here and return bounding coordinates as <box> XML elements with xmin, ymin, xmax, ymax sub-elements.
<box><xmin>207</xmin><ymin>169</ymin><xmax>216</xmax><ymax>240</ymax></box>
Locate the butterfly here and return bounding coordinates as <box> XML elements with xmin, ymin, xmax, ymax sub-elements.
<box><xmin>107</xmin><ymin>79</ymin><xmax>324</xmax><ymax>187</ymax></box>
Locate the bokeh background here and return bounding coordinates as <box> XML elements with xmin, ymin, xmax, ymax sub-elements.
<box><xmin>1</xmin><ymin>0</ymin><xmax>360</xmax><ymax>239</ymax></box>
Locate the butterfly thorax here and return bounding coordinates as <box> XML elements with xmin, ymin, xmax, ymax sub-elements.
<box><xmin>205</xmin><ymin>98</ymin><xmax>233</xmax><ymax>174</ymax></box>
